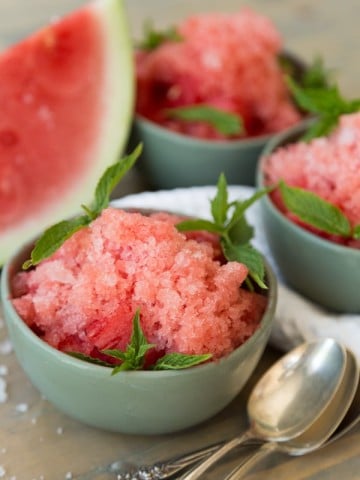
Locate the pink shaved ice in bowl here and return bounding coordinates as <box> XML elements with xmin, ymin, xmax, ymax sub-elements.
<box><xmin>257</xmin><ymin>114</ymin><xmax>360</xmax><ymax>312</ymax></box>
<box><xmin>129</xmin><ymin>8</ymin><xmax>307</xmax><ymax>188</ymax></box>
<box><xmin>1</xmin><ymin>207</ymin><xmax>277</xmax><ymax>434</ymax></box>
<box><xmin>136</xmin><ymin>8</ymin><xmax>301</xmax><ymax>140</ymax></box>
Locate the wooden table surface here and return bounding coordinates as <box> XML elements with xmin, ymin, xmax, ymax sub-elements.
<box><xmin>1</xmin><ymin>1</ymin><xmax>360</xmax><ymax>479</ymax></box>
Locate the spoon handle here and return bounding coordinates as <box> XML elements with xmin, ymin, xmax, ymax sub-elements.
<box><xmin>181</xmin><ymin>431</ymin><xmax>253</xmax><ymax>480</ymax></box>
<box><xmin>224</xmin><ymin>442</ymin><xmax>278</xmax><ymax>480</ymax></box>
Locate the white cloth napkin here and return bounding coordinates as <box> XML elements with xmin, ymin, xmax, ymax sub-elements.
<box><xmin>112</xmin><ymin>186</ymin><xmax>360</xmax><ymax>361</ymax></box>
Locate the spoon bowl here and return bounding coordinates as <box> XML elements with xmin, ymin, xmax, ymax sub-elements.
<box><xmin>225</xmin><ymin>347</ymin><xmax>359</xmax><ymax>479</ymax></box>
<box><xmin>247</xmin><ymin>339</ymin><xmax>347</xmax><ymax>440</ymax></box>
<box><xmin>180</xmin><ymin>338</ymin><xmax>347</xmax><ymax>480</ymax></box>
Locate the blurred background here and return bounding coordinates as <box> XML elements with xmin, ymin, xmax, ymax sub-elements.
<box><xmin>0</xmin><ymin>0</ymin><xmax>359</xmax><ymax>98</ymax></box>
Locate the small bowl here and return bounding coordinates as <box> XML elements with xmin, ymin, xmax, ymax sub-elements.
<box><xmin>129</xmin><ymin>118</ymin><xmax>270</xmax><ymax>188</ymax></box>
<box><xmin>257</xmin><ymin>122</ymin><xmax>360</xmax><ymax>313</ymax></box>
<box><xmin>0</xmin><ymin>233</ymin><xmax>277</xmax><ymax>434</ymax></box>
<box><xmin>129</xmin><ymin>52</ymin><xmax>308</xmax><ymax>189</ymax></box>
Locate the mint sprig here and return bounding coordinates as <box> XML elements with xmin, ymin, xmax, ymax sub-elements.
<box><xmin>279</xmin><ymin>181</ymin><xmax>360</xmax><ymax>239</ymax></box>
<box><xmin>166</xmin><ymin>105</ymin><xmax>244</xmax><ymax>136</ymax></box>
<box><xmin>138</xmin><ymin>20</ymin><xmax>182</xmax><ymax>51</ymax></box>
<box><xmin>287</xmin><ymin>77</ymin><xmax>360</xmax><ymax>140</ymax></box>
<box><xmin>68</xmin><ymin>309</ymin><xmax>212</xmax><ymax>372</ymax></box>
<box><xmin>177</xmin><ymin>174</ymin><xmax>271</xmax><ymax>289</ymax></box>
<box><xmin>23</xmin><ymin>144</ymin><xmax>143</xmax><ymax>269</ymax></box>
<box><xmin>103</xmin><ymin>309</ymin><xmax>155</xmax><ymax>373</ymax></box>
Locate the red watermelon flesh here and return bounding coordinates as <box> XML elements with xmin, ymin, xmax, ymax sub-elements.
<box><xmin>0</xmin><ymin>0</ymin><xmax>134</xmax><ymax>265</ymax></box>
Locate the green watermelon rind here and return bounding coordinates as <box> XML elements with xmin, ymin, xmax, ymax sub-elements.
<box><xmin>1</xmin><ymin>0</ymin><xmax>134</xmax><ymax>266</ymax></box>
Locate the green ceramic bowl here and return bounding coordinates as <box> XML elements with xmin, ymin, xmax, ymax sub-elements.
<box><xmin>129</xmin><ymin>117</ymin><xmax>271</xmax><ymax>188</ymax></box>
<box><xmin>130</xmin><ymin>52</ymin><xmax>308</xmax><ymax>189</ymax></box>
<box><xmin>0</xmin><ymin>238</ymin><xmax>277</xmax><ymax>434</ymax></box>
<box><xmin>257</xmin><ymin>122</ymin><xmax>360</xmax><ymax>313</ymax></box>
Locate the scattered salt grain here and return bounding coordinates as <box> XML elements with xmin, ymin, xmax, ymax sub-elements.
<box><xmin>65</xmin><ymin>472</ymin><xmax>72</xmax><ymax>479</ymax></box>
<box><xmin>0</xmin><ymin>366</ymin><xmax>8</xmax><ymax>376</ymax></box>
<box><xmin>0</xmin><ymin>449</ymin><xmax>5</xmax><ymax>454</ymax></box>
<box><xmin>15</xmin><ymin>403</ymin><xmax>29</xmax><ymax>413</ymax></box>
<box><xmin>0</xmin><ymin>378</ymin><xmax>7</xmax><ymax>404</ymax></box>
<box><xmin>0</xmin><ymin>339</ymin><xmax>13</xmax><ymax>355</ymax></box>
<box><xmin>0</xmin><ymin>466</ymin><xmax>6</xmax><ymax>477</ymax></box>
<box><xmin>56</xmin><ymin>427</ymin><xmax>63</xmax><ymax>435</ymax></box>
<box><xmin>31</xmin><ymin>417</ymin><xmax>37</xmax><ymax>425</ymax></box>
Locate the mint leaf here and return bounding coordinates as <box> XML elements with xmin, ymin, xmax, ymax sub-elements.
<box><xmin>226</xmin><ymin>187</ymin><xmax>273</xmax><ymax>245</ymax></box>
<box><xmin>301</xmin><ymin>55</ymin><xmax>330</xmax><ymax>89</ymax></box>
<box><xmin>23</xmin><ymin>145</ymin><xmax>142</xmax><ymax>269</ymax></box>
<box><xmin>211</xmin><ymin>173</ymin><xmax>228</xmax><ymax>225</ymax></box>
<box><xmin>176</xmin><ymin>219</ymin><xmax>224</xmax><ymax>235</ymax></box>
<box><xmin>166</xmin><ymin>105</ymin><xmax>243</xmax><ymax>136</ymax></box>
<box><xmin>227</xmin><ymin>215</ymin><xmax>254</xmax><ymax>245</ymax></box>
<box><xmin>279</xmin><ymin>181</ymin><xmax>351</xmax><ymax>237</ymax></box>
<box><xmin>90</xmin><ymin>144</ymin><xmax>143</xmax><ymax>217</ymax></box>
<box><xmin>287</xmin><ymin>77</ymin><xmax>360</xmax><ymax>139</ymax></box>
<box><xmin>354</xmin><ymin>225</ymin><xmax>360</xmax><ymax>239</ymax></box>
<box><xmin>227</xmin><ymin>187</ymin><xmax>273</xmax><ymax>232</ymax></box>
<box><xmin>302</xmin><ymin>115</ymin><xmax>339</xmax><ymax>141</ymax></box>
<box><xmin>102</xmin><ymin>309</ymin><xmax>155</xmax><ymax>373</ymax></box>
<box><xmin>222</xmin><ymin>239</ymin><xmax>267</xmax><ymax>290</ymax></box>
<box><xmin>138</xmin><ymin>20</ymin><xmax>182</xmax><ymax>51</ymax></box>
<box><xmin>175</xmin><ymin>175</ymin><xmax>267</xmax><ymax>288</ymax></box>
<box><xmin>22</xmin><ymin>215</ymin><xmax>90</xmax><ymax>269</ymax></box>
<box><xmin>67</xmin><ymin>352</ymin><xmax>113</xmax><ymax>367</ymax></box>
<box><xmin>152</xmin><ymin>353</ymin><xmax>212</xmax><ymax>370</ymax></box>
<box><xmin>287</xmin><ymin>77</ymin><xmax>339</xmax><ymax>114</ymax></box>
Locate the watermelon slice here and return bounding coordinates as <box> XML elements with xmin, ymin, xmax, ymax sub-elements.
<box><xmin>0</xmin><ymin>0</ymin><xmax>134</xmax><ymax>265</ymax></box>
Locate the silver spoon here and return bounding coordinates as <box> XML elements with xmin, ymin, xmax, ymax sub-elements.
<box><xmin>224</xmin><ymin>346</ymin><xmax>359</xmax><ymax>480</ymax></box>
<box><xmin>115</xmin><ymin>338</ymin><xmax>347</xmax><ymax>480</ymax></box>
<box><xmin>180</xmin><ymin>338</ymin><xmax>346</xmax><ymax>480</ymax></box>
<box><xmin>115</xmin><ymin>371</ymin><xmax>360</xmax><ymax>480</ymax></box>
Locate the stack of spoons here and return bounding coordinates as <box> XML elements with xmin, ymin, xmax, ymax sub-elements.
<box><xmin>118</xmin><ymin>338</ymin><xmax>359</xmax><ymax>480</ymax></box>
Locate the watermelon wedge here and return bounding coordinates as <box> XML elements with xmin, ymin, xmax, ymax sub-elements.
<box><xmin>0</xmin><ymin>0</ymin><xmax>134</xmax><ymax>265</ymax></box>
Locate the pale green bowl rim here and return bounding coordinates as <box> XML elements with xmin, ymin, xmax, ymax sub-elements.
<box><xmin>135</xmin><ymin>113</ymin><xmax>274</xmax><ymax>149</ymax></box>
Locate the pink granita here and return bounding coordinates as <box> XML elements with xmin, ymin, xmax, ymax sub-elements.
<box><xmin>264</xmin><ymin>112</ymin><xmax>360</xmax><ymax>248</ymax></box>
<box><xmin>11</xmin><ymin>209</ymin><xmax>267</xmax><ymax>363</ymax></box>
<box><xmin>135</xmin><ymin>8</ymin><xmax>302</xmax><ymax>140</ymax></box>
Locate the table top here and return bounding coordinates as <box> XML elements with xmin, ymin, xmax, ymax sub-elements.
<box><xmin>1</xmin><ymin>1</ymin><xmax>360</xmax><ymax>479</ymax></box>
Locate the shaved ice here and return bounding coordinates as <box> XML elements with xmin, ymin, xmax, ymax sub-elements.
<box><xmin>264</xmin><ymin>112</ymin><xmax>360</xmax><ymax>248</ymax></box>
<box><xmin>135</xmin><ymin>8</ymin><xmax>302</xmax><ymax>140</ymax></box>
<box><xmin>11</xmin><ymin>208</ymin><xmax>267</xmax><ymax>363</ymax></box>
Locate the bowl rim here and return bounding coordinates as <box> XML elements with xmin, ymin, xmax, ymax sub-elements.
<box><xmin>257</xmin><ymin>120</ymin><xmax>360</xmax><ymax>256</ymax></box>
<box><xmin>1</xmin><ymin>227</ymin><xmax>277</xmax><ymax>379</ymax></box>
<box><xmin>134</xmin><ymin>113</ymin><xmax>275</xmax><ymax>148</ymax></box>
